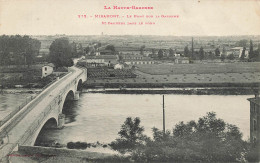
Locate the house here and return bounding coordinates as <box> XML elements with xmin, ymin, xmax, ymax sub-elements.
<box><xmin>174</xmin><ymin>57</ymin><xmax>189</xmax><ymax>64</ymax></box>
<box><xmin>122</xmin><ymin>54</ymin><xmax>145</xmax><ymax>60</ymax></box>
<box><xmin>42</xmin><ymin>63</ymin><xmax>55</xmax><ymax>78</ymax></box>
<box><xmin>122</xmin><ymin>54</ymin><xmax>155</xmax><ymax>65</ymax></box>
<box><xmin>247</xmin><ymin>95</ymin><xmax>260</xmax><ymax>159</ymax></box>
<box><xmin>228</xmin><ymin>47</ymin><xmax>249</xmax><ymax>58</ymax></box>
<box><xmin>84</xmin><ymin>55</ymin><xmax>118</xmax><ymax>67</ymax></box>
<box><xmin>99</xmin><ymin>49</ymin><xmax>115</xmax><ymax>55</ymax></box>
<box><xmin>114</xmin><ymin>63</ymin><xmax>124</xmax><ymax>69</ymax></box>
<box><xmin>125</xmin><ymin>60</ymin><xmax>155</xmax><ymax>65</ymax></box>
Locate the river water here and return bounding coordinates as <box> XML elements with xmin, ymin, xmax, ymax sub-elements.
<box><xmin>0</xmin><ymin>91</ymin><xmax>38</xmax><ymax>120</ymax></box>
<box><xmin>36</xmin><ymin>93</ymin><xmax>251</xmax><ymax>145</ymax></box>
<box><xmin>0</xmin><ymin>92</ymin><xmax>252</xmax><ymax>152</ymax></box>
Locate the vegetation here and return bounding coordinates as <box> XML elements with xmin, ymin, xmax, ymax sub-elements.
<box><xmin>48</xmin><ymin>37</ymin><xmax>74</xmax><ymax>68</ymax></box>
<box><xmin>240</xmin><ymin>47</ymin><xmax>246</xmax><ymax>61</ymax></box>
<box><xmin>111</xmin><ymin>113</ymin><xmax>251</xmax><ymax>162</ymax></box>
<box><xmin>105</xmin><ymin>45</ymin><xmax>116</xmax><ymax>54</ymax></box>
<box><xmin>158</xmin><ymin>49</ymin><xmax>163</xmax><ymax>59</ymax></box>
<box><xmin>236</xmin><ymin>39</ymin><xmax>248</xmax><ymax>47</ymax></box>
<box><xmin>184</xmin><ymin>46</ymin><xmax>190</xmax><ymax>58</ymax></box>
<box><xmin>199</xmin><ymin>46</ymin><xmax>204</xmax><ymax>60</ymax></box>
<box><xmin>140</xmin><ymin>45</ymin><xmax>145</xmax><ymax>55</ymax></box>
<box><xmin>0</xmin><ymin>35</ymin><xmax>41</xmax><ymax>67</ymax></box>
<box><xmin>215</xmin><ymin>47</ymin><xmax>220</xmax><ymax>57</ymax></box>
<box><xmin>67</xmin><ymin>142</ymin><xmax>88</xmax><ymax>149</ymax></box>
<box><xmin>110</xmin><ymin>117</ymin><xmax>146</xmax><ymax>154</ymax></box>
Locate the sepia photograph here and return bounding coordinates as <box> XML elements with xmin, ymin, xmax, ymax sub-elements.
<box><xmin>0</xmin><ymin>0</ymin><xmax>260</xmax><ymax>162</ymax></box>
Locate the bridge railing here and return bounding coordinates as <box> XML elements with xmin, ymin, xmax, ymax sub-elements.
<box><xmin>0</xmin><ymin>73</ymin><xmax>70</xmax><ymax>128</ymax></box>
<box><xmin>0</xmin><ymin>67</ymin><xmax>86</xmax><ymax>161</ymax></box>
<box><xmin>0</xmin><ymin>96</ymin><xmax>35</xmax><ymax>127</ymax></box>
<box><xmin>0</xmin><ymin>71</ymin><xmax>73</xmax><ymax>139</ymax></box>
<box><xmin>18</xmin><ymin>68</ymin><xmax>86</xmax><ymax>144</ymax></box>
<box><xmin>18</xmin><ymin>68</ymin><xmax>87</xmax><ymax>145</ymax></box>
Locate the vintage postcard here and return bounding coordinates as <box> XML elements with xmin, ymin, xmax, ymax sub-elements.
<box><xmin>0</xmin><ymin>0</ymin><xmax>260</xmax><ymax>162</ymax></box>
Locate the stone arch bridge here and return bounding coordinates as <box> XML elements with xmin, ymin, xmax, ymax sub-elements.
<box><xmin>0</xmin><ymin>66</ymin><xmax>87</xmax><ymax>161</ymax></box>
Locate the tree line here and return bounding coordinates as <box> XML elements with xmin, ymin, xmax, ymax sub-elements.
<box><xmin>48</xmin><ymin>37</ymin><xmax>87</xmax><ymax>68</ymax></box>
<box><xmin>0</xmin><ymin>35</ymin><xmax>86</xmax><ymax>68</ymax></box>
<box><xmin>0</xmin><ymin>35</ymin><xmax>41</xmax><ymax>67</ymax></box>
<box><xmin>149</xmin><ymin>39</ymin><xmax>260</xmax><ymax>62</ymax></box>
<box><xmin>110</xmin><ymin>112</ymin><xmax>258</xmax><ymax>162</ymax></box>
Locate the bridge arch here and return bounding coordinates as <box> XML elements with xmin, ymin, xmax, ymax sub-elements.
<box><xmin>61</xmin><ymin>90</ymin><xmax>75</xmax><ymax>113</ymax></box>
<box><xmin>77</xmin><ymin>79</ymin><xmax>83</xmax><ymax>91</ymax></box>
<box><xmin>64</xmin><ymin>90</ymin><xmax>75</xmax><ymax>101</ymax></box>
<box><xmin>31</xmin><ymin>117</ymin><xmax>58</xmax><ymax>146</ymax></box>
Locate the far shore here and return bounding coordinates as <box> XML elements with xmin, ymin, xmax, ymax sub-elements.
<box><xmin>83</xmin><ymin>86</ymin><xmax>259</xmax><ymax>95</ymax></box>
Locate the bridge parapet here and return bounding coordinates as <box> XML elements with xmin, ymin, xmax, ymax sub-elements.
<box><xmin>0</xmin><ymin>66</ymin><xmax>87</xmax><ymax>162</ymax></box>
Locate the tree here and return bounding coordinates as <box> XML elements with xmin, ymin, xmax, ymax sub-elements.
<box><xmin>140</xmin><ymin>45</ymin><xmax>145</xmax><ymax>55</ymax></box>
<box><xmin>220</xmin><ymin>54</ymin><xmax>226</xmax><ymax>62</ymax></box>
<box><xmin>240</xmin><ymin>47</ymin><xmax>246</xmax><ymax>61</ymax></box>
<box><xmin>227</xmin><ymin>53</ymin><xmax>235</xmax><ymax>60</ymax></box>
<box><xmin>48</xmin><ymin>37</ymin><xmax>74</xmax><ymax>68</ymax></box>
<box><xmin>150</xmin><ymin>49</ymin><xmax>156</xmax><ymax>58</ymax></box>
<box><xmin>199</xmin><ymin>46</ymin><xmax>204</xmax><ymax>61</ymax></box>
<box><xmin>222</xmin><ymin>47</ymin><xmax>226</xmax><ymax>56</ymax></box>
<box><xmin>84</xmin><ymin>46</ymin><xmax>90</xmax><ymax>55</ymax></box>
<box><xmin>110</xmin><ymin>117</ymin><xmax>145</xmax><ymax>154</ymax></box>
<box><xmin>236</xmin><ymin>39</ymin><xmax>248</xmax><ymax>47</ymax></box>
<box><xmin>184</xmin><ymin>46</ymin><xmax>190</xmax><ymax>57</ymax></box>
<box><xmin>158</xmin><ymin>49</ymin><xmax>163</xmax><ymax>59</ymax></box>
<box><xmin>127</xmin><ymin>112</ymin><xmax>248</xmax><ymax>162</ymax></box>
<box><xmin>70</xmin><ymin>42</ymin><xmax>77</xmax><ymax>57</ymax></box>
<box><xmin>77</xmin><ymin>43</ymin><xmax>84</xmax><ymax>56</ymax></box>
<box><xmin>105</xmin><ymin>45</ymin><xmax>115</xmax><ymax>53</ymax></box>
<box><xmin>208</xmin><ymin>51</ymin><xmax>215</xmax><ymax>60</ymax></box>
<box><xmin>215</xmin><ymin>47</ymin><xmax>220</xmax><ymax>57</ymax></box>
<box><xmin>169</xmin><ymin>48</ymin><xmax>174</xmax><ymax>57</ymax></box>
<box><xmin>249</xmin><ymin>40</ymin><xmax>254</xmax><ymax>59</ymax></box>
<box><xmin>0</xmin><ymin>35</ymin><xmax>40</xmax><ymax>67</ymax></box>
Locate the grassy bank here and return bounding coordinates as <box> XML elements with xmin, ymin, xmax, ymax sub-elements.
<box><xmin>85</xmin><ymin>87</ymin><xmax>258</xmax><ymax>95</ymax></box>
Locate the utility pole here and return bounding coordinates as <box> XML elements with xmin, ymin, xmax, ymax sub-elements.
<box><xmin>163</xmin><ymin>95</ymin><xmax>165</xmax><ymax>135</ymax></box>
<box><xmin>192</xmin><ymin>37</ymin><xmax>194</xmax><ymax>58</ymax></box>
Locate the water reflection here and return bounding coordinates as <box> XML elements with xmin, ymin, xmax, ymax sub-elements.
<box><xmin>35</xmin><ymin>93</ymin><xmax>251</xmax><ymax>149</ymax></box>
<box><xmin>62</xmin><ymin>100</ymin><xmax>78</xmax><ymax>124</ymax></box>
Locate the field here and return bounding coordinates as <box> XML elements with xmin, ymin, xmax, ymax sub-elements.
<box><xmin>86</xmin><ymin>62</ymin><xmax>260</xmax><ymax>89</ymax></box>
<box><xmin>137</xmin><ymin>62</ymin><xmax>260</xmax><ymax>75</ymax></box>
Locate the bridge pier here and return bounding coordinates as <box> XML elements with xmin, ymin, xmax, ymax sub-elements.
<box><xmin>58</xmin><ymin>114</ymin><xmax>65</xmax><ymax>129</ymax></box>
<box><xmin>74</xmin><ymin>91</ymin><xmax>80</xmax><ymax>101</ymax></box>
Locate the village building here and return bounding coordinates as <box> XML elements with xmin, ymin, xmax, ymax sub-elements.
<box><xmin>122</xmin><ymin>54</ymin><xmax>155</xmax><ymax>65</ymax></box>
<box><xmin>114</xmin><ymin>63</ymin><xmax>124</xmax><ymax>69</ymax></box>
<box><xmin>41</xmin><ymin>63</ymin><xmax>55</xmax><ymax>78</ymax></box>
<box><xmin>227</xmin><ymin>47</ymin><xmax>249</xmax><ymax>58</ymax></box>
<box><xmin>174</xmin><ymin>57</ymin><xmax>190</xmax><ymax>64</ymax></box>
<box><xmin>247</xmin><ymin>95</ymin><xmax>260</xmax><ymax>160</ymax></box>
<box><xmin>83</xmin><ymin>55</ymin><xmax>118</xmax><ymax>67</ymax></box>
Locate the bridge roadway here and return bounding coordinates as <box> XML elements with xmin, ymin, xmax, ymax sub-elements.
<box><xmin>0</xmin><ymin>66</ymin><xmax>87</xmax><ymax>162</ymax></box>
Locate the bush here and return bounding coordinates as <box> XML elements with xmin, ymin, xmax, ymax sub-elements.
<box><xmin>67</xmin><ymin>141</ymin><xmax>88</xmax><ymax>149</ymax></box>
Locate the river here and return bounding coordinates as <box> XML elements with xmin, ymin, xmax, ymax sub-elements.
<box><xmin>0</xmin><ymin>92</ymin><xmax>252</xmax><ymax>153</ymax></box>
<box><xmin>0</xmin><ymin>91</ymin><xmax>38</xmax><ymax>120</ymax></box>
<box><xmin>35</xmin><ymin>93</ymin><xmax>251</xmax><ymax>146</ymax></box>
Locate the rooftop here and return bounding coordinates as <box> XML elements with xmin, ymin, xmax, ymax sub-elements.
<box><xmin>86</xmin><ymin>55</ymin><xmax>118</xmax><ymax>60</ymax></box>
<box><xmin>230</xmin><ymin>47</ymin><xmax>243</xmax><ymax>50</ymax></box>
<box><xmin>43</xmin><ymin>63</ymin><xmax>55</xmax><ymax>67</ymax></box>
<box><xmin>247</xmin><ymin>97</ymin><xmax>260</xmax><ymax>106</ymax></box>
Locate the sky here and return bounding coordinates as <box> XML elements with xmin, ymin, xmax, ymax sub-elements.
<box><xmin>0</xmin><ymin>0</ymin><xmax>260</xmax><ymax>36</ymax></box>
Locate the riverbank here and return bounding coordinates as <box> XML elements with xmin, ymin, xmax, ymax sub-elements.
<box><xmin>8</xmin><ymin>146</ymin><xmax>124</xmax><ymax>163</ymax></box>
<box><xmin>84</xmin><ymin>84</ymin><xmax>260</xmax><ymax>95</ymax></box>
<box><xmin>0</xmin><ymin>88</ymin><xmax>42</xmax><ymax>94</ymax></box>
